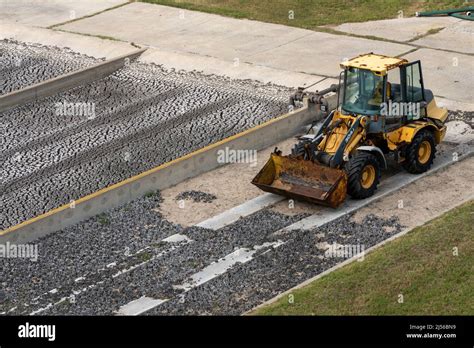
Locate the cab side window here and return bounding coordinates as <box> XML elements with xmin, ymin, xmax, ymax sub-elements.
<box><xmin>387</xmin><ymin>69</ymin><xmax>402</xmax><ymax>102</ymax></box>
<box><xmin>404</xmin><ymin>62</ymin><xmax>424</xmax><ymax>103</ymax></box>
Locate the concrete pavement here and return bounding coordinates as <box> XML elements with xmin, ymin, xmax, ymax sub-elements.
<box><xmin>57</xmin><ymin>2</ymin><xmax>412</xmax><ymax>78</ymax></box>
<box><xmin>334</xmin><ymin>16</ymin><xmax>473</xmax><ymax>54</ymax></box>
<box><xmin>413</xmin><ymin>20</ymin><xmax>474</xmax><ymax>54</ymax></box>
<box><xmin>403</xmin><ymin>48</ymin><xmax>473</xmax><ymax>103</ymax></box>
<box><xmin>334</xmin><ymin>16</ymin><xmax>461</xmax><ymax>42</ymax></box>
<box><xmin>1</xmin><ymin>1</ymin><xmax>472</xmax><ymax>106</ymax></box>
<box><xmin>0</xmin><ymin>21</ymin><xmax>138</xmax><ymax>59</ymax></box>
<box><xmin>0</xmin><ymin>0</ymin><xmax>127</xmax><ymax>27</ymax></box>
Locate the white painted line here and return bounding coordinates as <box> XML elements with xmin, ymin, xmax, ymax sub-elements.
<box><xmin>117</xmin><ymin>296</ymin><xmax>168</xmax><ymax>316</ymax></box>
<box><xmin>279</xmin><ymin>143</ymin><xmax>473</xmax><ymax>232</ymax></box>
<box><xmin>196</xmin><ymin>193</ymin><xmax>285</xmax><ymax>230</ymax></box>
<box><xmin>29</xmin><ymin>233</ymin><xmax>192</xmax><ymax>316</ymax></box>
<box><xmin>163</xmin><ymin>233</ymin><xmax>191</xmax><ymax>243</ymax></box>
<box><xmin>30</xmin><ymin>304</ymin><xmax>53</xmax><ymax>316</ymax></box>
<box><xmin>118</xmin><ymin>240</ymin><xmax>284</xmax><ymax>315</ymax></box>
<box><xmin>111</xmin><ymin>242</ymin><xmax>188</xmax><ymax>278</ymax></box>
<box><xmin>174</xmin><ymin>241</ymin><xmax>284</xmax><ymax>291</ymax></box>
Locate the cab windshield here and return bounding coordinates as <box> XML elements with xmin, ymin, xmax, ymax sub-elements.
<box><xmin>342</xmin><ymin>67</ymin><xmax>384</xmax><ymax>115</ymax></box>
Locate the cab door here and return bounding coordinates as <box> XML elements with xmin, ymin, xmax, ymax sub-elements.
<box><xmin>401</xmin><ymin>61</ymin><xmax>426</xmax><ymax>120</ymax></box>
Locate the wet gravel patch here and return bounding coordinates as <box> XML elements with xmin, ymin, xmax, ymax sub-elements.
<box><xmin>0</xmin><ymin>40</ymin><xmax>292</xmax><ymax>230</ymax></box>
<box><xmin>176</xmin><ymin>190</ymin><xmax>217</xmax><ymax>203</ymax></box>
<box><xmin>0</xmin><ymin>39</ymin><xmax>98</xmax><ymax>95</ymax></box>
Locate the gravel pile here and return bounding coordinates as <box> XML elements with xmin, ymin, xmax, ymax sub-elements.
<box><xmin>176</xmin><ymin>190</ymin><xmax>217</xmax><ymax>203</ymax></box>
<box><xmin>0</xmin><ymin>40</ymin><xmax>292</xmax><ymax>230</ymax></box>
<box><xmin>0</xmin><ymin>39</ymin><xmax>98</xmax><ymax>95</ymax></box>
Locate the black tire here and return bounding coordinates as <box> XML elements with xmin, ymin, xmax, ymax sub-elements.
<box><xmin>402</xmin><ymin>129</ymin><xmax>436</xmax><ymax>174</ymax></box>
<box><xmin>345</xmin><ymin>152</ymin><xmax>381</xmax><ymax>199</ymax></box>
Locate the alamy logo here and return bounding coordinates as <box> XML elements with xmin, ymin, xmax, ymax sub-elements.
<box><xmin>55</xmin><ymin>101</ymin><xmax>96</xmax><ymax>119</ymax></box>
<box><xmin>217</xmin><ymin>147</ymin><xmax>257</xmax><ymax>167</ymax></box>
<box><xmin>18</xmin><ymin>322</ymin><xmax>56</xmax><ymax>341</ymax></box>
<box><xmin>325</xmin><ymin>243</ymin><xmax>365</xmax><ymax>261</ymax></box>
<box><xmin>0</xmin><ymin>242</ymin><xmax>38</xmax><ymax>262</ymax></box>
<box><xmin>380</xmin><ymin>101</ymin><xmax>421</xmax><ymax>120</ymax></box>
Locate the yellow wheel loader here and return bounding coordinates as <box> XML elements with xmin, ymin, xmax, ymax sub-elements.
<box><xmin>252</xmin><ymin>53</ymin><xmax>448</xmax><ymax>208</ymax></box>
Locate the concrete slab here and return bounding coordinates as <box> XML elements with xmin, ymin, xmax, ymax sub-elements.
<box><xmin>436</xmin><ymin>97</ymin><xmax>474</xmax><ymax>112</ymax></box>
<box><xmin>116</xmin><ymin>296</ymin><xmax>167</xmax><ymax>316</ymax></box>
<box><xmin>174</xmin><ymin>241</ymin><xmax>284</xmax><ymax>292</ymax></box>
<box><xmin>58</xmin><ymin>2</ymin><xmax>412</xmax><ymax>77</ymax></box>
<box><xmin>119</xmin><ymin>240</ymin><xmax>283</xmax><ymax>314</ymax></box>
<box><xmin>334</xmin><ymin>16</ymin><xmax>461</xmax><ymax>42</ymax></box>
<box><xmin>401</xmin><ymin>48</ymin><xmax>474</xmax><ymax>103</ymax></box>
<box><xmin>413</xmin><ymin>21</ymin><xmax>474</xmax><ymax>54</ymax></box>
<box><xmin>196</xmin><ymin>193</ymin><xmax>285</xmax><ymax>230</ymax></box>
<box><xmin>0</xmin><ymin>22</ymin><xmax>139</xmax><ymax>59</ymax></box>
<box><xmin>59</xmin><ymin>2</ymin><xmax>312</xmax><ymax>59</ymax></box>
<box><xmin>0</xmin><ymin>20</ymin><xmax>332</xmax><ymax>89</ymax></box>
<box><xmin>0</xmin><ymin>0</ymin><xmax>127</xmax><ymax>28</ymax></box>
<box><xmin>249</xmin><ymin>32</ymin><xmax>411</xmax><ymax>77</ymax></box>
<box><xmin>140</xmin><ymin>48</ymin><xmax>335</xmax><ymax>89</ymax></box>
<box><xmin>162</xmin><ymin>234</ymin><xmax>192</xmax><ymax>244</ymax></box>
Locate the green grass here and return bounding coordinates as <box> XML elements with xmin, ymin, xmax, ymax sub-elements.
<box><xmin>252</xmin><ymin>200</ymin><xmax>474</xmax><ymax>315</ymax></box>
<box><xmin>138</xmin><ymin>251</ymin><xmax>153</xmax><ymax>262</ymax></box>
<box><xmin>96</xmin><ymin>213</ymin><xmax>111</xmax><ymax>225</ymax></box>
<box><xmin>54</xmin><ymin>29</ymin><xmax>126</xmax><ymax>42</ymax></box>
<box><xmin>407</xmin><ymin>26</ymin><xmax>446</xmax><ymax>42</ymax></box>
<box><xmin>144</xmin><ymin>190</ymin><xmax>160</xmax><ymax>198</ymax></box>
<box><xmin>141</xmin><ymin>0</ymin><xmax>467</xmax><ymax>30</ymax></box>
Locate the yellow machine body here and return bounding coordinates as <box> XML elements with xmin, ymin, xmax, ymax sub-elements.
<box><xmin>386</xmin><ymin>119</ymin><xmax>447</xmax><ymax>151</ymax></box>
<box><xmin>252</xmin><ymin>53</ymin><xmax>448</xmax><ymax>208</ymax></box>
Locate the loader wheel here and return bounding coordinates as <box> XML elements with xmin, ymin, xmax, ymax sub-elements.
<box><xmin>403</xmin><ymin>129</ymin><xmax>436</xmax><ymax>174</ymax></box>
<box><xmin>345</xmin><ymin>152</ymin><xmax>381</xmax><ymax>199</ymax></box>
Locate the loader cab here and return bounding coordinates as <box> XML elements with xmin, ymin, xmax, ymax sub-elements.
<box><xmin>339</xmin><ymin>54</ymin><xmax>427</xmax><ymax>133</ymax></box>
<box><xmin>340</xmin><ymin>66</ymin><xmax>385</xmax><ymax>116</ymax></box>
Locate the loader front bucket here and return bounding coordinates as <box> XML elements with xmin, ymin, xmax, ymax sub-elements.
<box><xmin>251</xmin><ymin>153</ymin><xmax>347</xmax><ymax>208</ymax></box>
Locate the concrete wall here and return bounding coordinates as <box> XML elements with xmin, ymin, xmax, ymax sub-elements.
<box><xmin>0</xmin><ymin>96</ymin><xmax>336</xmax><ymax>244</ymax></box>
<box><xmin>0</xmin><ymin>48</ymin><xmax>147</xmax><ymax>113</ymax></box>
